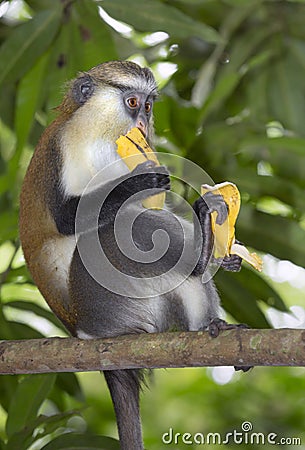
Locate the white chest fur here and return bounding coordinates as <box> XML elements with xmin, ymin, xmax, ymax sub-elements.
<box><xmin>61</xmin><ymin>136</ymin><xmax>129</xmax><ymax>197</ymax></box>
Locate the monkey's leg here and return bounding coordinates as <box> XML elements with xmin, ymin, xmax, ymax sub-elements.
<box><xmin>208</xmin><ymin>318</ymin><xmax>252</xmax><ymax>372</ymax></box>
<box><xmin>104</xmin><ymin>369</ymin><xmax>144</xmax><ymax>450</ymax></box>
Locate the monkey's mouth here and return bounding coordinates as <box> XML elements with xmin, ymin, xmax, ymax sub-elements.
<box><xmin>125</xmin><ymin>125</ymin><xmax>147</xmax><ymax>141</ymax></box>
<box><xmin>137</xmin><ymin>126</ymin><xmax>146</xmax><ymax>138</ymax></box>
<box><xmin>136</xmin><ymin>118</ymin><xmax>147</xmax><ymax>138</ymax></box>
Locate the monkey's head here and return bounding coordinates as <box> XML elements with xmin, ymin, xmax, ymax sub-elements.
<box><xmin>58</xmin><ymin>61</ymin><xmax>158</xmax><ymax>196</ymax></box>
<box><xmin>59</xmin><ymin>60</ymin><xmax>158</xmax><ymax>143</ymax></box>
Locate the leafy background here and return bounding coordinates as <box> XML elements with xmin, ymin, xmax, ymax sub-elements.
<box><xmin>1</xmin><ymin>0</ymin><xmax>305</xmax><ymax>448</ymax></box>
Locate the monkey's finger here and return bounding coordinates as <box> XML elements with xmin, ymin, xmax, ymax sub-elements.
<box><xmin>154</xmin><ymin>165</ymin><xmax>169</xmax><ymax>176</ymax></box>
<box><xmin>132</xmin><ymin>160</ymin><xmax>157</xmax><ymax>175</ymax></box>
<box><xmin>218</xmin><ymin>254</ymin><xmax>242</xmax><ymax>272</ymax></box>
<box><xmin>201</xmin><ymin>192</ymin><xmax>228</xmax><ymax>225</ymax></box>
<box><xmin>156</xmin><ymin>175</ymin><xmax>171</xmax><ymax>190</ymax></box>
<box><xmin>148</xmin><ymin>172</ymin><xmax>170</xmax><ymax>190</ymax></box>
<box><xmin>207</xmin><ymin>194</ymin><xmax>228</xmax><ymax>225</ymax></box>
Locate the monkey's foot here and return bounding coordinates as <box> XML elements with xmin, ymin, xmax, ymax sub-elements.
<box><xmin>208</xmin><ymin>318</ymin><xmax>252</xmax><ymax>372</ymax></box>
<box><xmin>208</xmin><ymin>318</ymin><xmax>248</xmax><ymax>338</ymax></box>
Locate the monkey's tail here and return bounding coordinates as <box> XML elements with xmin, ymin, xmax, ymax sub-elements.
<box><xmin>104</xmin><ymin>369</ymin><xmax>144</xmax><ymax>450</ymax></box>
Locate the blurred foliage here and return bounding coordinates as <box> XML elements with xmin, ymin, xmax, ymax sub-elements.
<box><xmin>0</xmin><ymin>0</ymin><xmax>305</xmax><ymax>448</ymax></box>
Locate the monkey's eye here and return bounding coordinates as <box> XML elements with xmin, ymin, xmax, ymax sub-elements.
<box><xmin>145</xmin><ymin>102</ymin><xmax>151</xmax><ymax>113</ymax></box>
<box><xmin>126</xmin><ymin>97</ymin><xmax>138</xmax><ymax>108</ymax></box>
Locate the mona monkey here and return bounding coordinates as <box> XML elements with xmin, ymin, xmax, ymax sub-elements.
<box><xmin>19</xmin><ymin>60</ymin><xmax>242</xmax><ymax>450</ymax></box>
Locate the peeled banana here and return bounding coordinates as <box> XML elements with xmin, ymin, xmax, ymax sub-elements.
<box><xmin>201</xmin><ymin>182</ymin><xmax>263</xmax><ymax>271</ymax></box>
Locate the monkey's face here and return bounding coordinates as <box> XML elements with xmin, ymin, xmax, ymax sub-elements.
<box><xmin>60</xmin><ymin>61</ymin><xmax>158</xmax><ymax>196</ymax></box>
<box><xmin>67</xmin><ymin>60</ymin><xmax>157</xmax><ymax>143</ymax></box>
<box><xmin>72</xmin><ymin>85</ymin><xmax>155</xmax><ymax>143</ymax></box>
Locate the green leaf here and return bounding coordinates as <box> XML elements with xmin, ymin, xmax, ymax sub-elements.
<box><xmin>288</xmin><ymin>37</ymin><xmax>305</xmax><ymax>72</ymax></box>
<box><xmin>199</xmin><ymin>48</ymin><xmax>273</xmax><ymax>121</ymax></box>
<box><xmin>41</xmin><ymin>433</ymin><xmax>120</xmax><ymax>450</ymax></box>
<box><xmin>4</xmin><ymin>266</ymin><xmax>32</xmax><ymax>284</ymax></box>
<box><xmin>187</xmin><ymin>122</ymin><xmax>248</xmax><ymax>176</ymax></box>
<box><xmin>0</xmin><ymin>309</ymin><xmax>16</xmax><ymax>341</ymax></box>
<box><xmin>237</xmin><ymin>204</ymin><xmax>305</xmax><ymax>268</ymax></box>
<box><xmin>6</xmin><ymin>411</ymin><xmax>79</xmax><ymax>450</ymax></box>
<box><xmin>15</xmin><ymin>51</ymin><xmax>50</xmax><ymax>152</ymax></box>
<box><xmin>100</xmin><ymin>0</ymin><xmax>221</xmax><ymax>43</ymax></box>
<box><xmin>267</xmin><ymin>53</ymin><xmax>305</xmax><ymax>136</ymax></box>
<box><xmin>0</xmin><ymin>9</ymin><xmax>62</xmax><ymax>86</ymax></box>
<box><xmin>43</xmin><ymin>0</ymin><xmax>116</xmax><ymax>116</ymax></box>
<box><xmin>168</xmin><ymin>99</ymin><xmax>200</xmax><ymax>149</ymax></box>
<box><xmin>229</xmin><ymin>266</ymin><xmax>287</xmax><ymax>312</ymax></box>
<box><xmin>25</xmin><ymin>0</ymin><xmax>57</xmax><ymax>9</ymax></box>
<box><xmin>191</xmin><ymin>59</ymin><xmax>217</xmax><ymax>108</ymax></box>
<box><xmin>56</xmin><ymin>373</ymin><xmax>84</xmax><ymax>401</ymax></box>
<box><xmin>245</xmin><ymin>66</ymin><xmax>269</xmax><ymax>122</ymax></box>
<box><xmin>223</xmin><ymin>0</ymin><xmax>261</xmax><ymax>5</ymax></box>
<box><xmin>216</xmin><ymin>271</ymin><xmax>270</xmax><ymax>328</ymax></box>
<box><xmin>5</xmin><ymin>301</ymin><xmax>66</xmax><ymax>332</ymax></box>
<box><xmin>220</xmin><ymin>25</ymin><xmax>274</xmax><ymax>75</ymax></box>
<box><xmin>43</xmin><ymin>20</ymin><xmax>80</xmax><ymax>114</ymax></box>
<box><xmin>0</xmin><ymin>211</ymin><xmax>19</xmax><ymax>244</ymax></box>
<box><xmin>220</xmin><ymin>0</ymin><xmax>264</xmax><ymax>39</ymax></box>
<box><xmin>190</xmin><ymin>0</ymin><xmax>265</xmax><ymax>109</ymax></box>
<box><xmin>6</xmin><ymin>374</ymin><xmax>56</xmax><ymax>437</ymax></box>
<box><xmin>195</xmin><ymin>25</ymin><xmax>274</xmax><ymax>120</ymax></box>
<box><xmin>75</xmin><ymin>0</ymin><xmax>117</xmax><ymax>67</ymax></box>
<box><xmin>223</xmin><ymin>167</ymin><xmax>305</xmax><ymax>213</ymax></box>
<box><xmin>2</xmin><ymin>322</ymin><xmax>44</xmax><ymax>340</ymax></box>
<box><xmin>170</xmin><ymin>0</ymin><xmax>213</xmax><ymax>3</ymax></box>
<box><xmin>0</xmin><ymin>83</ymin><xmax>16</xmax><ymax>128</ymax></box>
<box><xmin>240</xmin><ymin>136</ymin><xmax>305</xmax><ymax>188</ymax></box>
<box><xmin>0</xmin><ymin>375</ymin><xmax>19</xmax><ymax>412</ymax></box>
<box><xmin>199</xmin><ymin>71</ymin><xmax>240</xmax><ymax>121</ymax></box>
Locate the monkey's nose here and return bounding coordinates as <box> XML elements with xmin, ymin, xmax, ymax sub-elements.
<box><xmin>136</xmin><ymin>118</ymin><xmax>147</xmax><ymax>138</ymax></box>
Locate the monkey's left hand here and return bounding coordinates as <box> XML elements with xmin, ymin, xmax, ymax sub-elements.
<box><xmin>217</xmin><ymin>254</ymin><xmax>242</xmax><ymax>272</ymax></box>
<box><xmin>193</xmin><ymin>194</ymin><xmax>243</xmax><ymax>273</ymax></box>
<box><xmin>216</xmin><ymin>239</ymin><xmax>244</xmax><ymax>272</ymax></box>
<box><xmin>192</xmin><ymin>192</ymin><xmax>228</xmax><ymax>275</ymax></box>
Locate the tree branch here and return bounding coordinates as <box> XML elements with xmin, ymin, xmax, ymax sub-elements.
<box><xmin>0</xmin><ymin>329</ymin><xmax>304</xmax><ymax>375</ymax></box>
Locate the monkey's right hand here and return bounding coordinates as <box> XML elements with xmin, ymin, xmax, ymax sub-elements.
<box><xmin>124</xmin><ymin>160</ymin><xmax>171</xmax><ymax>198</ymax></box>
<box><xmin>101</xmin><ymin>161</ymin><xmax>170</xmax><ymax>223</ymax></box>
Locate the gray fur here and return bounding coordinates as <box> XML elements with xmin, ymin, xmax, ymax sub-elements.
<box><xmin>60</xmin><ymin>61</ymin><xmax>221</xmax><ymax>450</ymax></box>
<box><xmin>70</xmin><ymin>203</ymin><xmax>220</xmax><ymax>450</ymax></box>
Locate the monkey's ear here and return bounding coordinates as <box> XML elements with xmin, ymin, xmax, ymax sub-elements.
<box><xmin>72</xmin><ymin>75</ymin><xmax>95</xmax><ymax>105</ymax></box>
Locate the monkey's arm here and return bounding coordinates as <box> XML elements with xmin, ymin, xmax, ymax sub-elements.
<box><xmin>52</xmin><ymin>161</ymin><xmax>170</xmax><ymax>236</ymax></box>
<box><xmin>192</xmin><ymin>193</ymin><xmax>242</xmax><ymax>275</ymax></box>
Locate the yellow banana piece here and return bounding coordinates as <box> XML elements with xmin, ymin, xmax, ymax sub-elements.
<box><xmin>116</xmin><ymin>127</ymin><xmax>165</xmax><ymax>210</ymax></box>
<box><xmin>201</xmin><ymin>182</ymin><xmax>263</xmax><ymax>271</ymax></box>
